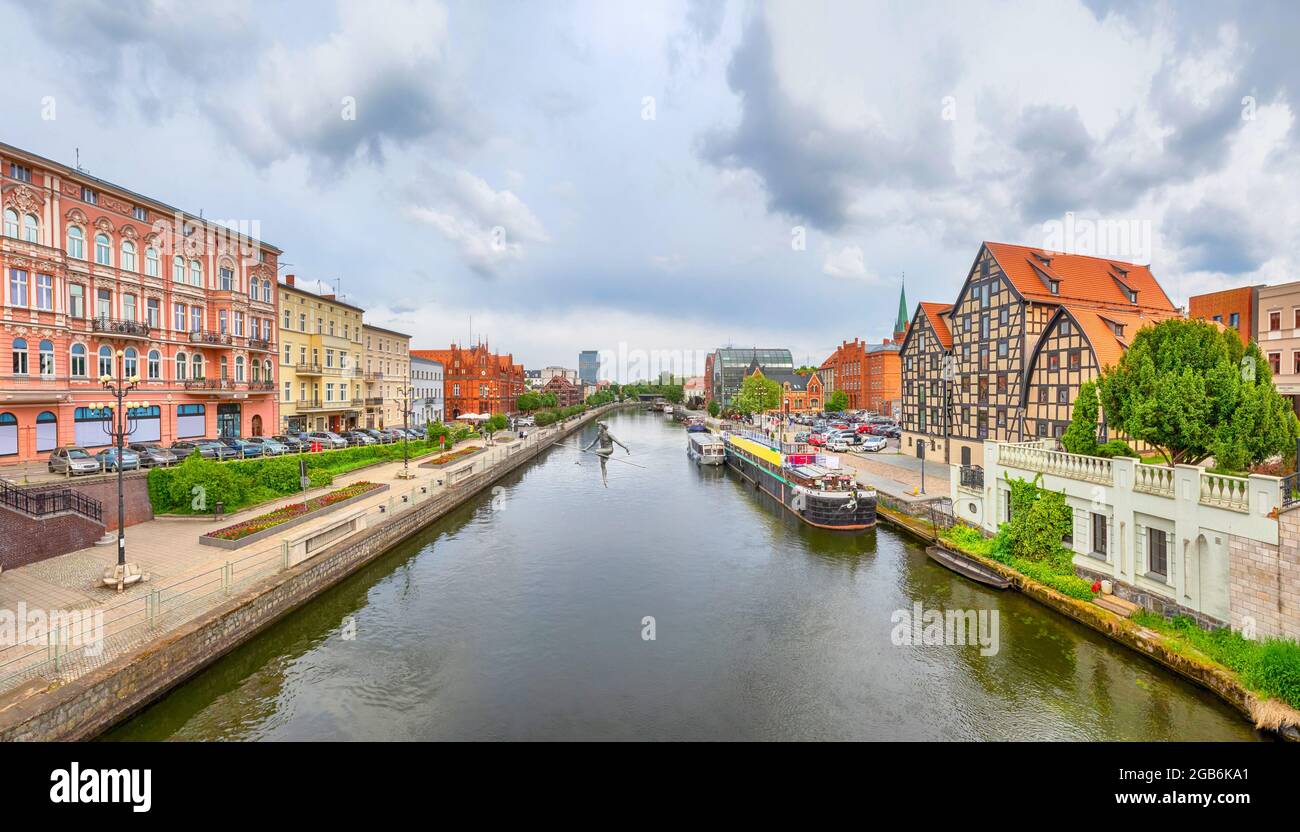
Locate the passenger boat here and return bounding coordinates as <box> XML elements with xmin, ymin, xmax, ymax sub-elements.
<box><xmin>925</xmin><ymin>545</ymin><xmax>1011</xmax><ymax>589</ymax></box>
<box><xmin>663</xmin><ymin>405</ymin><xmax>674</xmax><ymax>416</ymax></box>
<box><xmin>687</xmin><ymin>431</ymin><xmax>726</xmax><ymax>465</ymax></box>
<box><xmin>722</xmin><ymin>430</ymin><xmax>876</xmax><ymax>530</ymax></box>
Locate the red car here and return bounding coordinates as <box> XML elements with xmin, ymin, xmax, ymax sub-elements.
<box><xmin>807</xmin><ymin>434</ymin><xmax>827</xmax><ymax>447</ymax></box>
<box><xmin>855</xmin><ymin>424</ymin><xmax>874</xmax><ymax>434</ymax></box>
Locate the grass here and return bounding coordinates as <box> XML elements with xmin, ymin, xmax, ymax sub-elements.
<box><xmin>940</xmin><ymin>524</ymin><xmax>1097</xmax><ymax>601</ymax></box>
<box><xmin>1131</xmin><ymin>610</ymin><xmax>1300</xmax><ymax>710</ymax></box>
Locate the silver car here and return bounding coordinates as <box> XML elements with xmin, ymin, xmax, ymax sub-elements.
<box><xmin>130</xmin><ymin>443</ymin><xmax>178</xmax><ymax>467</ymax></box>
<box><xmin>47</xmin><ymin>446</ymin><xmax>102</xmax><ymax>476</ymax></box>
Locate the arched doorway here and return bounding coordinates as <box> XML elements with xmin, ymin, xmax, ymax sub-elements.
<box><xmin>251</xmin><ymin>414</ymin><xmax>263</xmax><ymax>437</ymax></box>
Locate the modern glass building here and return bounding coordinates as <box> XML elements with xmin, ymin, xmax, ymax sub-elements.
<box><xmin>710</xmin><ymin>348</ymin><xmax>794</xmax><ymax>405</ymax></box>
<box><xmin>579</xmin><ymin>350</ymin><xmax>599</xmax><ymax>385</ymax></box>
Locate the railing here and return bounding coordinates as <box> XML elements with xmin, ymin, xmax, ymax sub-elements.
<box><xmin>295</xmin><ymin>363</ymin><xmax>322</xmax><ymax>374</ymax></box>
<box><xmin>188</xmin><ymin>330</ymin><xmax>231</xmax><ymax>345</ymax></box>
<box><xmin>248</xmin><ymin>380</ymin><xmax>276</xmax><ymax>391</ymax></box>
<box><xmin>183</xmin><ymin>378</ymin><xmax>235</xmax><ymax>390</ymax></box>
<box><xmin>247</xmin><ymin>337</ymin><xmax>272</xmax><ymax>351</ymax></box>
<box><xmin>959</xmin><ymin>465</ymin><xmax>983</xmax><ymax>490</ymax></box>
<box><xmin>0</xmin><ymin>479</ymin><xmax>103</xmax><ymax>524</ymax></box>
<box><xmin>365</xmin><ymin>397</ymin><xmax>383</xmax><ymax>406</ymax></box>
<box><xmin>997</xmin><ymin>442</ymin><xmax>1113</xmax><ymax>485</ymax></box>
<box><xmin>92</xmin><ymin>317</ymin><xmax>151</xmax><ymax>338</ymax></box>
<box><xmin>1133</xmin><ymin>463</ymin><xmax>1176</xmax><ymax>497</ymax></box>
<box><xmin>1200</xmin><ymin>471</ymin><xmax>1250</xmax><ymax>513</ymax></box>
<box><xmin>1282</xmin><ymin>472</ymin><xmax>1300</xmax><ymax>511</ymax></box>
<box><xmin>364</xmin><ymin>372</ymin><xmax>384</xmax><ymax>382</ymax></box>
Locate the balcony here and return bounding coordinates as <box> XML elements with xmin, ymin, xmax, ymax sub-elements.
<box><xmin>189</xmin><ymin>330</ymin><xmax>232</xmax><ymax>346</ymax></box>
<box><xmin>364</xmin><ymin>371</ymin><xmax>384</xmax><ymax>382</ymax></box>
<box><xmin>295</xmin><ymin>363</ymin><xmax>323</xmax><ymax>375</ymax></box>
<box><xmin>183</xmin><ymin>378</ymin><xmax>234</xmax><ymax>391</ymax></box>
<box><xmin>247</xmin><ymin>380</ymin><xmax>276</xmax><ymax>392</ymax></box>
<box><xmin>365</xmin><ymin>396</ymin><xmax>383</xmax><ymax>406</ymax></box>
<box><xmin>92</xmin><ymin>317</ymin><xmax>152</xmax><ymax>340</ymax></box>
<box><xmin>958</xmin><ymin>465</ymin><xmax>983</xmax><ymax>491</ymax></box>
<box><xmin>247</xmin><ymin>337</ymin><xmax>273</xmax><ymax>352</ymax></box>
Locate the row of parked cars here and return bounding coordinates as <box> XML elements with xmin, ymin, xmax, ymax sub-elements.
<box><xmin>47</xmin><ymin>427</ymin><xmax>428</xmax><ymax>475</ymax></box>
<box><xmin>789</xmin><ymin>412</ymin><xmax>901</xmax><ymax>455</ymax></box>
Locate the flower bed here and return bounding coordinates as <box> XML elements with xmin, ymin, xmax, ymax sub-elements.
<box><xmin>199</xmin><ymin>481</ymin><xmax>387</xmax><ymax>549</ymax></box>
<box><xmin>419</xmin><ymin>447</ymin><xmax>484</xmax><ymax>469</ymax></box>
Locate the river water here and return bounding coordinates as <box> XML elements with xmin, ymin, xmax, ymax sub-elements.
<box><xmin>105</xmin><ymin>410</ymin><xmax>1260</xmax><ymax>741</ymax></box>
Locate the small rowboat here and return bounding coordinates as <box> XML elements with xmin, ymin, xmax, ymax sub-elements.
<box><xmin>925</xmin><ymin>545</ymin><xmax>1011</xmax><ymax>590</ymax></box>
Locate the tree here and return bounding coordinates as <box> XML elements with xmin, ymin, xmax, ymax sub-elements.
<box><xmin>827</xmin><ymin>390</ymin><xmax>849</xmax><ymax>413</ymax></box>
<box><xmin>794</xmin><ymin>365</ymin><xmax>817</xmax><ymax>376</ymax></box>
<box><xmin>707</xmin><ymin>399</ymin><xmax>721</xmax><ymax>417</ymax></box>
<box><xmin>516</xmin><ymin>392</ymin><xmax>541</xmax><ymax>412</ymax></box>
<box><xmin>733</xmin><ymin>373</ymin><xmax>781</xmax><ymax>415</ymax></box>
<box><xmin>1061</xmin><ymin>380</ymin><xmax>1100</xmax><ymax>456</ymax></box>
<box><xmin>1097</xmin><ymin>318</ymin><xmax>1298</xmax><ymax>467</ymax></box>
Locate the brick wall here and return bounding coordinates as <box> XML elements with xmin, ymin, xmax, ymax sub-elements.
<box><xmin>1229</xmin><ymin>510</ymin><xmax>1300</xmax><ymax>640</ymax></box>
<box><xmin>69</xmin><ymin>473</ymin><xmax>153</xmax><ymax>532</ymax></box>
<box><xmin>0</xmin><ymin>505</ymin><xmax>105</xmax><ymax>570</ymax></box>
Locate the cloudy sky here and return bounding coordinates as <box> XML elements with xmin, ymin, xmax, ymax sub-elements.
<box><xmin>3</xmin><ymin>0</ymin><xmax>1298</xmax><ymax>378</ymax></box>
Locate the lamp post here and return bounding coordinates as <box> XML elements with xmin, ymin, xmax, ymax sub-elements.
<box><xmin>96</xmin><ymin>350</ymin><xmax>147</xmax><ymax>591</ymax></box>
<box><xmin>395</xmin><ymin>385</ymin><xmax>416</xmax><ymax>480</ymax></box>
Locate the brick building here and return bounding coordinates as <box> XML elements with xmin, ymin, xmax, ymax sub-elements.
<box><xmin>410</xmin><ymin>342</ymin><xmax>523</xmax><ymax>418</ymax></box>
<box><xmin>542</xmin><ymin>373</ymin><xmax>581</xmax><ymax>407</ymax></box>
<box><xmin>819</xmin><ymin>337</ymin><xmax>902</xmax><ymax>416</ymax></box>
<box><xmin>1</xmin><ymin>142</ymin><xmax>280</xmax><ymax>464</ymax></box>
<box><xmin>1188</xmin><ymin>285</ymin><xmax>1258</xmax><ymax>348</ymax></box>
<box><xmin>747</xmin><ymin>363</ymin><xmax>823</xmax><ymax>414</ymax></box>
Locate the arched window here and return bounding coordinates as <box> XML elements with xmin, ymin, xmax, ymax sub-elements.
<box><xmin>97</xmin><ymin>345</ymin><xmax>113</xmax><ymax>378</ymax></box>
<box><xmin>2</xmin><ymin>209</ymin><xmax>16</xmax><ymax>238</ymax></box>
<box><xmin>189</xmin><ymin>260</ymin><xmax>202</xmax><ymax>287</ymax></box>
<box><xmin>220</xmin><ymin>355</ymin><xmax>229</xmax><ymax>379</ymax></box>
<box><xmin>123</xmin><ymin>347</ymin><xmax>138</xmax><ymax>378</ymax></box>
<box><xmin>94</xmin><ymin>233</ymin><xmax>112</xmax><ymax>265</ymax></box>
<box><xmin>251</xmin><ymin>359</ymin><xmax>260</xmax><ymax>382</ymax></box>
<box><xmin>38</xmin><ymin>340</ymin><xmax>54</xmax><ymax>377</ymax></box>
<box><xmin>67</xmin><ymin>226</ymin><xmax>85</xmax><ymax>259</ymax></box>
<box><xmin>191</xmin><ymin>353</ymin><xmax>203</xmax><ymax>379</ymax></box>
<box><xmin>11</xmin><ymin>338</ymin><xmax>28</xmax><ymax>375</ymax></box>
<box><xmin>175</xmin><ymin>351</ymin><xmax>188</xmax><ymax>381</ymax></box>
<box><xmin>172</xmin><ymin>255</ymin><xmax>185</xmax><ymax>283</ymax></box>
<box><xmin>35</xmin><ymin>411</ymin><xmax>57</xmax><ymax>453</ymax></box>
<box><xmin>0</xmin><ymin>412</ymin><xmax>16</xmax><ymax>457</ymax></box>
<box><xmin>120</xmin><ymin>240</ymin><xmax>137</xmax><ymax>272</ymax></box>
<box><xmin>73</xmin><ymin>406</ymin><xmax>111</xmax><ymax>448</ymax></box>
<box><xmin>70</xmin><ymin>343</ymin><xmax>87</xmax><ymax>377</ymax></box>
<box><xmin>147</xmin><ymin>349</ymin><xmax>161</xmax><ymax>380</ymax></box>
<box><xmin>23</xmin><ymin>214</ymin><xmax>38</xmax><ymax>243</ymax></box>
<box><xmin>219</xmin><ymin>266</ymin><xmax>233</xmax><ymax>291</ymax></box>
<box><xmin>235</xmin><ymin>355</ymin><xmax>245</xmax><ymax>382</ymax></box>
<box><xmin>264</xmin><ymin>359</ymin><xmax>273</xmax><ymax>381</ymax></box>
<box><xmin>248</xmin><ymin>276</ymin><xmax>258</xmax><ymax>299</ymax></box>
<box><xmin>145</xmin><ymin>247</ymin><xmax>160</xmax><ymax>277</ymax></box>
<box><xmin>263</xmin><ymin>281</ymin><xmax>271</xmax><ymax>303</ymax></box>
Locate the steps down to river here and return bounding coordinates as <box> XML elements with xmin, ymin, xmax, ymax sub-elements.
<box><xmin>1093</xmin><ymin>594</ymin><xmax>1140</xmax><ymax>618</ymax></box>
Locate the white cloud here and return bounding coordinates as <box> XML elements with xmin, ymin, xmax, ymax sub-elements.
<box><xmin>822</xmin><ymin>245</ymin><xmax>872</xmax><ymax>279</ymax></box>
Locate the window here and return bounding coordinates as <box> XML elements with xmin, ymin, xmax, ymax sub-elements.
<box><xmin>145</xmin><ymin>247</ymin><xmax>160</xmax><ymax>277</ymax></box>
<box><xmin>1048</xmin><ymin>352</ymin><xmax>1060</xmax><ymax>371</ymax></box>
<box><xmin>70</xmin><ymin>343</ymin><xmax>86</xmax><ymax>377</ymax></box>
<box><xmin>173</xmin><ymin>256</ymin><xmax>186</xmax><ymax>283</ymax></box>
<box><xmin>121</xmin><ymin>240</ymin><xmax>136</xmax><ymax>272</ymax></box>
<box><xmin>283</xmin><ymin>309</ymin><xmax>291</xmax><ymax>329</ymax></box>
<box><xmin>1147</xmin><ymin>528</ymin><xmax>1168</xmax><ymax>578</ymax></box>
<box><xmin>234</xmin><ymin>311</ymin><xmax>244</xmax><ymax>336</ymax></box>
<box><xmin>8</xmin><ymin>269</ymin><xmax>28</xmax><ymax>307</ymax></box>
<box><xmin>12</xmin><ymin>338</ymin><xmax>28</xmax><ymax>374</ymax></box>
<box><xmin>1091</xmin><ymin>513</ymin><xmax>1107</xmax><ymax>557</ymax></box>
<box><xmin>123</xmin><ymin>348</ymin><xmax>138</xmax><ymax>378</ymax></box>
<box><xmin>133</xmin><ymin>206</ymin><xmax>147</xmax><ymax>222</ymax></box>
<box><xmin>36</xmin><ymin>340</ymin><xmax>54</xmax><ymax>376</ymax></box>
<box><xmin>21</xmin><ymin>213</ymin><xmax>37</xmax><ymax>243</ymax></box>
<box><xmin>0</xmin><ymin>412</ymin><xmax>17</xmax><ymax>457</ymax></box>
<box><xmin>95</xmin><ymin>288</ymin><xmax>110</xmax><ymax>319</ymax></box>
<box><xmin>1269</xmin><ymin>352</ymin><xmax>1281</xmax><ymax>375</ymax></box>
<box><xmin>191</xmin><ymin>354</ymin><xmax>203</xmax><ymax>379</ymax></box>
<box><xmin>146</xmin><ymin>298</ymin><xmax>160</xmax><ymax>328</ymax></box>
<box><xmin>122</xmin><ymin>293</ymin><xmax>136</xmax><ymax>322</ymax></box>
<box><xmin>190</xmin><ymin>260</ymin><xmax>202</xmax><ymax>287</ymax></box>
<box><xmin>67</xmin><ymin>226</ymin><xmax>84</xmax><ymax>259</ymax></box>
<box><xmin>1060</xmin><ymin>319</ymin><xmax>1071</xmax><ymax>337</ymax></box>
<box><xmin>263</xmin><ymin>281</ymin><xmax>271</xmax><ymax>303</ymax></box>
<box><xmin>97</xmin><ymin>346</ymin><xmax>113</xmax><ymax>378</ymax></box>
<box><xmin>1057</xmin><ymin>386</ymin><xmax>1069</xmax><ymax>404</ymax></box>
<box><xmin>10</xmin><ymin>163</ymin><xmax>31</xmax><ymax>182</ymax></box>
<box><xmin>219</xmin><ymin>310</ymin><xmax>228</xmax><ymax>334</ymax></box>
<box><xmin>1068</xmin><ymin>350</ymin><xmax>1081</xmax><ymax>370</ymax></box>
<box><xmin>191</xmin><ymin>307</ymin><xmax>202</xmax><ymax>333</ymax></box>
<box><xmin>147</xmin><ymin>350</ymin><xmax>161</xmax><ymax>380</ymax></box>
<box><xmin>220</xmin><ymin>356</ymin><xmax>229</xmax><ymax>380</ymax></box>
<box><xmin>175</xmin><ymin>352</ymin><xmax>188</xmax><ymax>380</ymax></box>
<box><xmin>221</xmin><ymin>267</ymin><xmax>234</xmax><ymax>291</ymax></box>
<box><xmin>248</xmin><ymin>276</ymin><xmax>257</xmax><ymax>298</ymax></box>
<box><xmin>94</xmin><ymin>233</ymin><xmax>111</xmax><ymax>265</ymax></box>
<box><xmin>299</xmin><ymin>313</ymin><xmax>306</xmax><ymax>331</ymax></box>
<box><xmin>173</xmin><ymin>302</ymin><xmax>185</xmax><ymax>332</ymax></box>
<box><xmin>1230</xmin><ymin>312</ymin><xmax>1240</xmax><ymax>328</ymax></box>
<box><xmin>35</xmin><ymin>274</ymin><xmax>52</xmax><ymax>311</ymax></box>
<box><xmin>3</xmin><ymin>209</ymin><xmax>18</xmax><ymax>238</ymax></box>
<box><xmin>235</xmin><ymin>355</ymin><xmax>245</xmax><ymax>382</ymax></box>
<box><xmin>81</xmin><ymin>186</ymin><xmax>97</xmax><ymax>205</ymax></box>
<box><xmin>284</xmin><ymin>381</ymin><xmax>292</xmax><ymax>401</ymax></box>
<box><xmin>1270</xmin><ymin>311</ymin><xmax>1281</xmax><ymax>331</ymax></box>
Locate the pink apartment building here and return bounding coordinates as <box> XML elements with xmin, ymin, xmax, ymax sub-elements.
<box><xmin>1</xmin><ymin>142</ymin><xmax>280</xmax><ymax>464</ymax></box>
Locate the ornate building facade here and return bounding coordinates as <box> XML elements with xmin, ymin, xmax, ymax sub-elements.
<box><xmin>1</xmin><ymin>142</ymin><xmax>280</xmax><ymax>463</ymax></box>
<box><xmin>277</xmin><ymin>277</ymin><xmax>365</xmax><ymax>433</ymax></box>
<box><xmin>362</xmin><ymin>323</ymin><xmax>411</xmax><ymax>429</ymax></box>
<box><xmin>410</xmin><ymin>342</ymin><xmax>524</xmax><ymax>418</ymax></box>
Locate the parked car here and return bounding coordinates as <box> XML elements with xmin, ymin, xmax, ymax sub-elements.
<box><xmin>859</xmin><ymin>435</ymin><xmax>888</xmax><ymax>453</ymax></box>
<box><xmin>794</xmin><ymin>432</ymin><xmax>810</xmax><ymax>443</ymax></box>
<box><xmin>47</xmin><ymin>446</ymin><xmax>103</xmax><ymax>476</ymax></box>
<box><xmin>343</xmin><ymin>430</ymin><xmax>375</xmax><ymax>446</ymax></box>
<box><xmin>272</xmin><ymin>434</ymin><xmax>307</xmax><ymax>452</ymax></box>
<box><xmin>308</xmin><ymin>431</ymin><xmax>349</xmax><ymax>449</ymax></box>
<box><xmin>247</xmin><ymin>436</ymin><xmax>289</xmax><ymax>455</ymax></box>
<box><xmin>379</xmin><ymin>429</ymin><xmax>405</xmax><ymax>443</ymax></box>
<box><xmin>807</xmin><ymin>434</ymin><xmax>827</xmax><ymax>447</ymax></box>
<box><xmin>220</xmin><ymin>437</ymin><xmax>265</xmax><ymax>458</ymax></box>
<box><xmin>129</xmin><ymin>443</ymin><xmax>178</xmax><ymax>467</ymax></box>
<box><xmin>95</xmin><ymin>447</ymin><xmax>141</xmax><ymax>471</ymax></box>
<box><xmin>826</xmin><ymin>437</ymin><xmax>850</xmax><ymax>452</ymax></box>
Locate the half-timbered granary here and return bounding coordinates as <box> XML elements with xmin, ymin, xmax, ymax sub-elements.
<box><xmin>899</xmin><ymin>242</ymin><xmax>1179</xmax><ymax>467</ymax></box>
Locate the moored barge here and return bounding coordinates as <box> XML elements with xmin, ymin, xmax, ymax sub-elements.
<box><xmin>722</xmin><ymin>430</ymin><xmax>876</xmax><ymax>530</ymax></box>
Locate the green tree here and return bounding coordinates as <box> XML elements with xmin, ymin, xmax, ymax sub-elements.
<box><xmin>794</xmin><ymin>365</ymin><xmax>817</xmax><ymax>375</ymax></box>
<box><xmin>1098</xmin><ymin>318</ymin><xmax>1298</xmax><ymax>467</ymax></box>
<box><xmin>733</xmin><ymin>374</ymin><xmax>781</xmax><ymax>415</ymax></box>
<box><xmin>707</xmin><ymin>399</ymin><xmax>721</xmax><ymax>417</ymax></box>
<box><xmin>1061</xmin><ymin>379</ymin><xmax>1100</xmax><ymax>456</ymax></box>
<box><xmin>826</xmin><ymin>390</ymin><xmax>849</xmax><ymax>413</ymax></box>
<box><xmin>1003</xmin><ymin>474</ymin><xmax>1073</xmax><ymax>563</ymax></box>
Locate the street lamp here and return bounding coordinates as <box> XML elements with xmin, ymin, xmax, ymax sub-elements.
<box><xmin>97</xmin><ymin>350</ymin><xmax>147</xmax><ymax>591</ymax></box>
<box><xmin>395</xmin><ymin>385</ymin><xmax>416</xmax><ymax>480</ymax></box>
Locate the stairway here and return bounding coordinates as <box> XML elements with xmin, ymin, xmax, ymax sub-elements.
<box><xmin>1093</xmin><ymin>593</ymin><xmax>1140</xmax><ymax>618</ymax></box>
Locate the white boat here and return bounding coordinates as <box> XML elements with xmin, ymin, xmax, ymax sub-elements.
<box><xmin>663</xmin><ymin>405</ymin><xmax>674</xmax><ymax>416</ymax></box>
<box><xmin>687</xmin><ymin>431</ymin><xmax>725</xmax><ymax>465</ymax></box>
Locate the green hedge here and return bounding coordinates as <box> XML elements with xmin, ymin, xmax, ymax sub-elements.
<box><xmin>534</xmin><ymin>404</ymin><xmax>588</xmax><ymax>426</ymax></box>
<box><xmin>149</xmin><ymin>438</ymin><xmax>448</xmax><ymax>515</ymax></box>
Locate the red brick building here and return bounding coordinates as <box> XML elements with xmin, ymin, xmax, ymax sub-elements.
<box><xmin>1</xmin><ymin>142</ymin><xmax>281</xmax><ymax>464</ymax></box>
<box><xmin>1188</xmin><ymin>285</ymin><xmax>1258</xmax><ymax>347</ymax></box>
<box><xmin>542</xmin><ymin>373</ymin><xmax>581</xmax><ymax>407</ymax></box>
<box><xmin>410</xmin><ymin>341</ymin><xmax>524</xmax><ymax>418</ymax></box>
<box><xmin>819</xmin><ymin>337</ymin><xmax>903</xmax><ymax>416</ymax></box>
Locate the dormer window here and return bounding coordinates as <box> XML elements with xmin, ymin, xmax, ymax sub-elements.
<box><xmin>1112</xmin><ymin>273</ymin><xmax>1137</xmax><ymax>304</ymax></box>
<box><xmin>1049</xmin><ymin>280</ymin><xmax>1059</xmax><ymax>295</ymax></box>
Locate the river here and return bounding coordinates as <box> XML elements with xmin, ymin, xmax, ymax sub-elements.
<box><xmin>105</xmin><ymin>410</ymin><xmax>1261</xmax><ymax>740</ymax></box>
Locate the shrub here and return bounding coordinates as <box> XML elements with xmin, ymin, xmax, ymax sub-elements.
<box><xmin>1095</xmin><ymin>439</ymin><xmax>1137</xmax><ymax>458</ymax></box>
<box><xmin>1243</xmin><ymin>639</ymin><xmax>1300</xmax><ymax>707</ymax></box>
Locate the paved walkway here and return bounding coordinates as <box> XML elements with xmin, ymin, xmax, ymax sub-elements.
<box><xmin>0</xmin><ymin>417</ymin><xmax>589</xmax><ymax>692</ymax></box>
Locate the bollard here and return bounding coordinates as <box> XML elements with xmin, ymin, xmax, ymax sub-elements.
<box><xmin>281</xmin><ymin>540</ymin><xmax>290</xmax><ymax>570</ymax></box>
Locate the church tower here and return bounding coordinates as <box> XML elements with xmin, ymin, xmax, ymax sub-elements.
<box><xmin>892</xmin><ymin>276</ymin><xmax>910</xmax><ymax>342</ymax></box>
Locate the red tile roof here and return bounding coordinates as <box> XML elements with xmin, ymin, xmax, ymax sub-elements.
<box><xmin>918</xmin><ymin>302</ymin><xmax>953</xmax><ymax>350</ymax></box>
<box><xmin>1061</xmin><ymin>305</ymin><xmax>1180</xmax><ymax>371</ymax></box>
<box><xmin>984</xmin><ymin>242</ymin><xmax>1176</xmax><ymax>314</ymax></box>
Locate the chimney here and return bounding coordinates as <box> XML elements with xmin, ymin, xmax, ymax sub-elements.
<box><xmin>285</xmin><ymin>274</ymin><xmax>295</xmax><ymax>287</ymax></box>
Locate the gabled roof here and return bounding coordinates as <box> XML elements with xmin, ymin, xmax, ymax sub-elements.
<box><xmin>919</xmin><ymin>303</ymin><xmax>953</xmax><ymax>350</ymax></box>
<box><xmin>748</xmin><ymin>361</ymin><xmax>815</xmax><ymax>391</ymax></box>
<box><xmin>1055</xmin><ymin>305</ymin><xmax>1180</xmax><ymax>374</ymax></box>
<box><xmin>983</xmin><ymin>242</ymin><xmax>1176</xmax><ymax>313</ymax></box>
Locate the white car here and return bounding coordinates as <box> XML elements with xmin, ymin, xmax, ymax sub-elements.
<box><xmin>859</xmin><ymin>435</ymin><xmax>888</xmax><ymax>453</ymax></box>
<box><xmin>826</xmin><ymin>437</ymin><xmax>850</xmax><ymax>452</ymax></box>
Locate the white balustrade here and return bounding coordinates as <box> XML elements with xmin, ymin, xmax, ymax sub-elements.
<box><xmin>1199</xmin><ymin>471</ymin><xmax>1250</xmax><ymax>513</ymax></box>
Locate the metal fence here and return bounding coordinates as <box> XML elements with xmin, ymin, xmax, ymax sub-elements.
<box><xmin>0</xmin><ymin>479</ymin><xmax>103</xmax><ymax>523</ymax></box>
